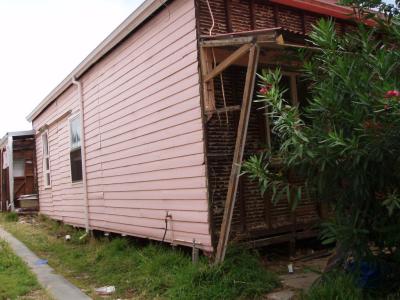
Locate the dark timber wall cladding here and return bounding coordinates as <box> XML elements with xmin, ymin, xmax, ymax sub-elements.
<box><xmin>13</xmin><ymin>137</ymin><xmax>37</xmax><ymax>200</ymax></box>
<box><xmin>206</xmin><ymin>66</ymin><xmax>320</xmax><ymax>244</ymax></box>
<box><xmin>196</xmin><ymin>0</ymin><xmax>351</xmax><ymax>36</ymax></box>
<box><xmin>196</xmin><ymin>0</ymin><xmax>343</xmax><ymax>244</ymax></box>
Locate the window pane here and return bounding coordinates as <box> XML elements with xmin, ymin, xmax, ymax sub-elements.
<box><xmin>42</xmin><ymin>133</ymin><xmax>48</xmax><ymax>155</ymax></box>
<box><xmin>46</xmin><ymin>174</ymin><xmax>51</xmax><ymax>186</ymax></box>
<box><xmin>13</xmin><ymin>159</ymin><xmax>25</xmax><ymax>177</ymax></box>
<box><xmin>45</xmin><ymin>158</ymin><xmax>50</xmax><ymax>171</ymax></box>
<box><xmin>70</xmin><ymin>148</ymin><xmax>83</xmax><ymax>182</ymax></box>
<box><xmin>70</xmin><ymin>117</ymin><xmax>81</xmax><ymax>149</ymax></box>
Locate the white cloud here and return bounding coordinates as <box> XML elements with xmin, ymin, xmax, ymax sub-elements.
<box><xmin>0</xmin><ymin>0</ymin><xmax>142</xmax><ymax>137</ymax></box>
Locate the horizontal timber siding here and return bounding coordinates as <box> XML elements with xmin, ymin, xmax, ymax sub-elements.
<box><xmin>33</xmin><ymin>85</ymin><xmax>84</xmax><ymax>224</ymax></box>
<box><xmin>32</xmin><ymin>0</ymin><xmax>212</xmax><ymax>251</ymax></box>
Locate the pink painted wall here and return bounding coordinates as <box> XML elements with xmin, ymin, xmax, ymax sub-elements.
<box><xmin>34</xmin><ymin>85</ymin><xmax>84</xmax><ymax>225</ymax></box>
<box><xmin>33</xmin><ymin>0</ymin><xmax>213</xmax><ymax>251</ymax></box>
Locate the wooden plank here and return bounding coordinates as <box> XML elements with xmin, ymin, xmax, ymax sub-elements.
<box><xmin>204</xmin><ymin>105</ymin><xmax>241</xmax><ymax>116</ymax></box>
<box><xmin>215</xmin><ymin>44</ymin><xmax>260</xmax><ymax>264</ymax></box>
<box><xmin>200</xmin><ymin>36</ymin><xmax>254</xmax><ymax>48</ymax></box>
<box><xmin>203</xmin><ymin>43</ymin><xmax>252</xmax><ymax>83</ymax></box>
<box><xmin>199</xmin><ymin>28</ymin><xmax>280</xmax><ymax>40</ymax></box>
<box><xmin>200</xmin><ymin>46</ymin><xmax>216</xmax><ymax>112</ymax></box>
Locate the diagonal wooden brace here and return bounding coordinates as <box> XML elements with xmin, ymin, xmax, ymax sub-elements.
<box><xmin>203</xmin><ymin>43</ymin><xmax>252</xmax><ymax>83</ymax></box>
<box><xmin>215</xmin><ymin>44</ymin><xmax>260</xmax><ymax>264</ymax></box>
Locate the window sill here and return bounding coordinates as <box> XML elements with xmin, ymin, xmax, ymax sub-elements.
<box><xmin>71</xmin><ymin>181</ymin><xmax>83</xmax><ymax>187</ymax></box>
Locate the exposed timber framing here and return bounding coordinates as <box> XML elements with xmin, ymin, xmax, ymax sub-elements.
<box><xmin>200</xmin><ymin>27</ymin><xmax>316</xmax><ymax>263</ymax></box>
<box><xmin>215</xmin><ymin>44</ymin><xmax>260</xmax><ymax>264</ymax></box>
<box><xmin>203</xmin><ymin>43</ymin><xmax>252</xmax><ymax>83</ymax></box>
<box><xmin>201</xmin><ymin>36</ymin><xmax>256</xmax><ymax>48</ymax></box>
<box><xmin>205</xmin><ymin>105</ymin><xmax>241</xmax><ymax>116</ymax></box>
<box><xmin>250</xmin><ymin>0</ymin><xmax>256</xmax><ymax>30</ymax></box>
<box><xmin>224</xmin><ymin>0</ymin><xmax>233</xmax><ymax>32</ymax></box>
<box><xmin>200</xmin><ymin>47</ymin><xmax>216</xmax><ymax>112</ymax></box>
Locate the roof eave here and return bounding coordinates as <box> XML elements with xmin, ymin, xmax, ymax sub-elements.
<box><xmin>0</xmin><ymin>130</ymin><xmax>36</xmax><ymax>148</ymax></box>
<box><xmin>271</xmin><ymin>0</ymin><xmax>355</xmax><ymax>20</ymax></box>
<box><xmin>26</xmin><ymin>0</ymin><xmax>166</xmax><ymax>122</ymax></box>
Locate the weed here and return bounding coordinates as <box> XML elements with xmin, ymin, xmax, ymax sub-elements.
<box><xmin>301</xmin><ymin>271</ymin><xmax>363</xmax><ymax>300</ymax></box>
<box><xmin>0</xmin><ymin>239</ymin><xmax>44</xmax><ymax>299</ymax></box>
<box><xmin>0</xmin><ymin>214</ymin><xmax>280</xmax><ymax>299</ymax></box>
<box><xmin>4</xmin><ymin>212</ymin><xmax>18</xmax><ymax>222</ymax></box>
<box><xmin>167</xmin><ymin>247</ymin><xmax>280</xmax><ymax>300</ymax></box>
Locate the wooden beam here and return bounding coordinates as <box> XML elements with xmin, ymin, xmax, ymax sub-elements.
<box><xmin>224</xmin><ymin>0</ymin><xmax>233</xmax><ymax>32</ymax></box>
<box><xmin>250</xmin><ymin>0</ymin><xmax>256</xmax><ymax>30</ymax></box>
<box><xmin>199</xmin><ymin>47</ymin><xmax>216</xmax><ymax>112</ymax></box>
<box><xmin>204</xmin><ymin>105</ymin><xmax>241</xmax><ymax>116</ymax></box>
<box><xmin>200</xmin><ymin>36</ymin><xmax>256</xmax><ymax>48</ymax></box>
<box><xmin>203</xmin><ymin>43</ymin><xmax>252</xmax><ymax>83</ymax></box>
<box><xmin>215</xmin><ymin>44</ymin><xmax>260</xmax><ymax>264</ymax></box>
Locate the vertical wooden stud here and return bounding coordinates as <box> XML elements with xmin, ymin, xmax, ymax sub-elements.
<box><xmin>225</xmin><ymin>0</ymin><xmax>233</xmax><ymax>32</ymax></box>
<box><xmin>200</xmin><ymin>46</ymin><xmax>216</xmax><ymax>112</ymax></box>
<box><xmin>250</xmin><ymin>0</ymin><xmax>256</xmax><ymax>30</ymax></box>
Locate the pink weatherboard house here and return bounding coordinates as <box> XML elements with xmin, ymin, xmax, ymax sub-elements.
<box><xmin>27</xmin><ymin>0</ymin><xmax>357</xmax><ymax>259</ymax></box>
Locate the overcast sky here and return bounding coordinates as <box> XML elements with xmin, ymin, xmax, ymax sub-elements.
<box><xmin>0</xmin><ymin>0</ymin><xmax>142</xmax><ymax>137</ymax></box>
<box><xmin>0</xmin><ymin>0</ymin><xmax>397</xmax><ymax>137</ymax></box>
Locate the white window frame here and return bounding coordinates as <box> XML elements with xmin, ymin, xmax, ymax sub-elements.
<box><xmin>41</xmin><ymin>131</ymin><xmax>51</xmax><ymax>189</ymax></box>
<box><xmin>68</xmin><ymin>114</ymin><xmax>83</xmax><ymax>183</ymax></box>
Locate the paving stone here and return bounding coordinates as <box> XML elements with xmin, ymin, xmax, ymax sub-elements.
<box><xmin>280</xmin><ymin>272</ymin><xmax>320</xmax><ymax>291</ymax></box>
<box><xmin>266</xmin><ymin>290</ymin><xmax>296</xmax><ymax>300</ymax></box>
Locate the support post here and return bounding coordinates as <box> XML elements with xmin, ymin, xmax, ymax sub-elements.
<box><xmin>200</xmin><ymin>47</ymin><xmax>216</xmax><ymax>112</ymax></box>
<box><xmin>224</xmin><ymin>0</ymin><xmax>233</xmax><ymax>32</ymax></box>
<box><xmin>215</xmin><ymin>44</ymin><xmax>260</xmax><ymax>264</ymax></box>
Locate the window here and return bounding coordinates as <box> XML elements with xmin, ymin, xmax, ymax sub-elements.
<box><xmin>42</xmin><ymin>132</ymin><xmax>51</xmax><ymax>188</ymax></box>
<box><xmin>69</xmin><ymin>115</ymin><xmax>83</xmax><ymax>182</ymax></box>
<box><xmin>13</xmin><ymin>159</ymin><xmax>25</xmax><ymax>177</ymax></box>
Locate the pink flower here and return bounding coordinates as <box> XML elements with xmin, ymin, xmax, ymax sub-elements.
<box><xmin>259</xmin><ymin>86</ymin><xmax>269</xmax><ymax>95</ymax></box>
<box><xmin>385</xmin><ymin>90</ymin><xmax>400</xmax><ymax>98</ymax></box>
<box><xmin>259</xmin><ymin>84</ymin><xmax>272</xmax><ymax>95</ymax></box>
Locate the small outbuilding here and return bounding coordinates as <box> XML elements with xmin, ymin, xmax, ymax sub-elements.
<box><xmin>26</xmin><ymin>0</ymin><xmax>357</xmax><ymax>260</ymax></box>
<box><xmin>0</xmin><ymin>131</ymin><xmax>38</xmax><ymax>212</ymax></box>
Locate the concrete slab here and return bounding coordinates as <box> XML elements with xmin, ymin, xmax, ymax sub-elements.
<box><xmin>0</xmin><ymin>226</ymin><xmax>91</xmax><ymax>300</ymax></box>
<box><xmin>266</xmin><ymin>290</ymin><xmax>296</xmax><ymax>300</ymax></box>
<box><xmin>280</xmin><ymin>272</ymin><xmax>320</xmax><ymax>291</ymax></box>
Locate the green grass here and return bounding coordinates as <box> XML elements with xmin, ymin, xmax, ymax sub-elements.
<box><xmin>0</xmin><ymin>238</ymin><xmax>46</xmax><ymax>299</ymax></box>
<box><xmin>301</xmin><ymin>271</ymin><xmax>363</xmax><ymax>300</ymax></box>
<box><xmin>0</xmin><ymin>214</ymin><xmax>280</xmax><ymax>299</ymax></box>
<box><xmin>302</xmin><ymin>270</ymin><xmax>400</xmax><ymax>300</ymax></box>
<box><xmin>5</xmin><ymin>211</ymin><xmax>18</xmax><ymax>222</ymax></box>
